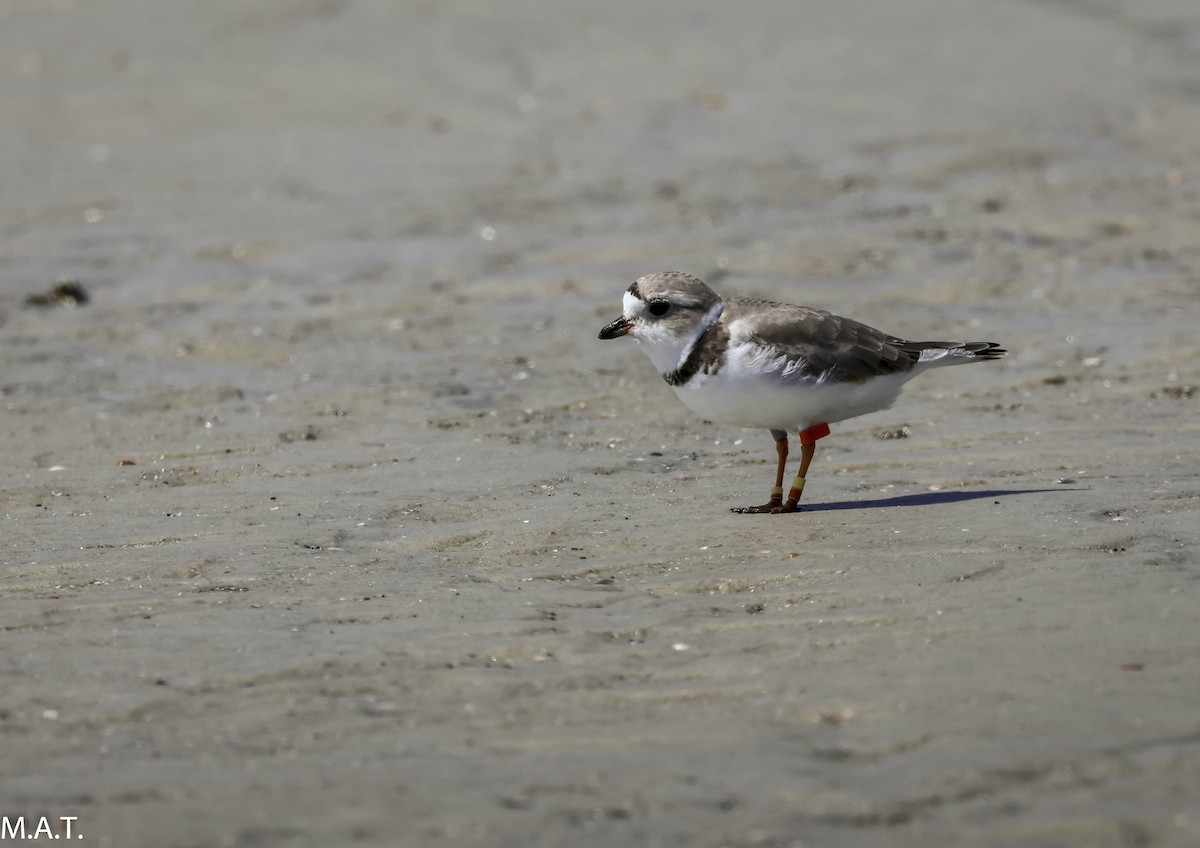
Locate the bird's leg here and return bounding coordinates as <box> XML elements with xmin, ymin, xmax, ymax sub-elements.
<box><xmin>774</xmin><ymin>422</ymin><xmax>830</xmax><ymax>513</ymax></box>
<box><xmin>731</xmin><ymin>430</ymin><xmax>788</xmax><ymax>514</ymax></box>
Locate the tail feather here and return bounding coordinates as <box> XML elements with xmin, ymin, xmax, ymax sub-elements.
<box><xmin>897</xmin><ymin>340</ymin><xmax>1007</xmax><ymax>366</ymax></box>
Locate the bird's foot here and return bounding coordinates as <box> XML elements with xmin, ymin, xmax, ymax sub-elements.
<box><xmin>731</xmin><ymin>498</ymin><xmax>802</xmax><ymax>515</ymax></box>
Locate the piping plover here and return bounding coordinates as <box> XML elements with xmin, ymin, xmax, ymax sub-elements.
<box><xmin>598</xmin><ymin>271</ymin><xmax>1006</xmax><ymax>513</ymax></box>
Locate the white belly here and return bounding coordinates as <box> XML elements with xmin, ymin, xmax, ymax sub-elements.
<box><xmin>672</xmin><ymin>367</ymin><xmax>912</xmax><ymax>432</ymax></box>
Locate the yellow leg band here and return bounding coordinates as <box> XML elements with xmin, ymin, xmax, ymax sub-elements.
<box><xmin>770</xmin><ymin>485</ymin><xmax>784</xmax><ymax>497</ymax></box>
<box><xmin>787</xmin><ymin>476</ymin><xmax>806</xmax><ymax>501</ymax></box>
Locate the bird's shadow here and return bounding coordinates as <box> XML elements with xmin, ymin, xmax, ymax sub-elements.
<box><xmin>800</xmin><ymin>487</ymin><xmax>1073</xmax><ymax>512</ymax></box>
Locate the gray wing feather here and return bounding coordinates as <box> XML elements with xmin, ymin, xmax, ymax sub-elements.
<box><xmin>727</xmin><ymin>299</ymin><xmax>920</xmax><ymax>383</ymax></box>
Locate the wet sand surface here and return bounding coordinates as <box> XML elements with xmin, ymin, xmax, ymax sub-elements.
<box><xmin>3</xmin><ymin>1</ymin><xmax>1200</xmax><ymax>845</ymax></box>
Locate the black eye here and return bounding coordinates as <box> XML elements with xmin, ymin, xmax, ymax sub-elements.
<box><xmin>647</xmin><ymin>300</ymin><xmax>671</xmax><ymax>317</ymax></box>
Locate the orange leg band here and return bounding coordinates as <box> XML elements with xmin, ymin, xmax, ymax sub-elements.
<box><xmin>799</xmin><ymin>422</ymin><xmax>830</xmax><ymax>445</ymax></box>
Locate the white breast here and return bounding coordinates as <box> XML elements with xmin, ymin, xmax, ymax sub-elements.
<box><xmin>670</xmin><ymin>340</ymin><xmax>915</xmax><ymax>431</ymax></box>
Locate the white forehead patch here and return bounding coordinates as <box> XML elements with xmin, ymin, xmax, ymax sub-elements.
<box><xmin>623</xmin><ymin>289</ymin><xmax>643</xmax><ymax>318</ymax></box>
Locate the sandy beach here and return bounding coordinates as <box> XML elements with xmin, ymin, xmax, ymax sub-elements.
<box><xmin>3</xmin><ymin>1</ymin><xmax>1199</xmax><ymax>845</ymax></box>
